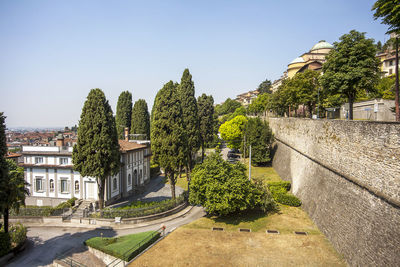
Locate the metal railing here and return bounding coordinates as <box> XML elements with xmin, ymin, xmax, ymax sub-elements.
<box><xmin>55</xmin><ymin>252</ymin><xmax>87</xmax><ymax>267</ymax></box>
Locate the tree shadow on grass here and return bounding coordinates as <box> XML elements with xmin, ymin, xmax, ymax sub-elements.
<box><xmin>211</xmin><ymin>209</ymin><xmax>277</xmax><ymax>227</ymax></box>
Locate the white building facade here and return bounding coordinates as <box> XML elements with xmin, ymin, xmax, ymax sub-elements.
<box><xmin>22</xmin><ymin>139</ymin><xmax>151</xmax><ymax>207</ymax></box>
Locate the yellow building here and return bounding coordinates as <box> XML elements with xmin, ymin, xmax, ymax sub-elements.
<box><xmin>287</xmin><ymin>40</ymin><xmax>334</xmax><ymax>78</ymax></box>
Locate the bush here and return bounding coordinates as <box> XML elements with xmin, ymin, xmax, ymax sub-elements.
<box><xmin>267</xmin><ymin>181</ymin><xmax>301</xmax><ymax>207</ymax></box>
<box><xmin>9</xmin><ymin>223</ymin><xmax>27</xmax><ymax>247</ymax></box>
<box><xmin>0</xmin><ymin>232</ymin><xmax>10</xmax><ymax>257</ymax></box>
<box><xmin>11</xmin><ymin>197</ymin><xmax>78</xmax><ymax>217</ymax></box>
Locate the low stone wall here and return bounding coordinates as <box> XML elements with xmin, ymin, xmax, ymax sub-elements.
<box><xmin>268</xmin><ymin>117</ymin><xmax>400</xmax><ymax>266</ymax></box>
<box><xmin>88</xmin><ymin>247</ymin><xmax>126</xmax><ymax>267</ymax></box>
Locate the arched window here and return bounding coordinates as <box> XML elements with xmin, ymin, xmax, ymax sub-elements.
<box><xmin>49</xmin><ymin>179</ymin><xmax>54</xmax><ymax>192</ymax></box>
<box><xmin>133</xmin><ymin>170</ymin><xmax>138</xmax><ymax>186</ymax></box>
<box><xmin>75</xmin><ymin>181</ymin><xmax>79</xmax><ymax>193</ymax></box>
<box><xmin>128</xmin><ymin>174</ymin><xmax>131</xmax><ymax>185</ymax></box>
<box><xmin>113</xmin><ymin>177</ymin><xmax>117</xmax><ymax>191</ymax></box>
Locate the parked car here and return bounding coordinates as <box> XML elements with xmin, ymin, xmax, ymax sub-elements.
<box><xmin>227</xmin><ymin>152</ymin><xmax>240</xmax><ymax>159</ymax></box>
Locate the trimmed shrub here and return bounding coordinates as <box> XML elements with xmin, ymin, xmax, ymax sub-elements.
<box><xmin>9</xmin><ymin>223</ymin><xmax>27</xmax><ymax>247</ymax></box>
<box><xmin>11</xmin><ymin>197</ymin><xmax>78</xmax><ymax>217</ymax></box>
<box><xmin>0</xmin><ymin>232</ymin><xmax>10</xmax><ymax>257</ymax></box>
<box><xmin>267</xmin><ymin>181</ymin><xmax>301</xmax><ymax>207</ymax></box>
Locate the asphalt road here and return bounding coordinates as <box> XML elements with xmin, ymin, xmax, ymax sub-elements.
<box><xmin>6</xmin><ymin>206</ymin><xmax>205</xmax><ymax>267</ymax></box>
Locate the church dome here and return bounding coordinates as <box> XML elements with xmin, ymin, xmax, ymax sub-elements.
<box><xmin>289</xmin><ymin>57</ymin><xmax>305</xmax><ymax>65</ymax></box>
<box><xmin>310</xmin><ymin>40</ymin><xmax>333</xmax><ymax>51</ymax></box>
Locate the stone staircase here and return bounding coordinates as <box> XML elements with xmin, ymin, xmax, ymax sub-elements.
<box><xmin>71</xmin><ymin>200</ymin><xmax>95</xmax><ymax>219</ymax></box>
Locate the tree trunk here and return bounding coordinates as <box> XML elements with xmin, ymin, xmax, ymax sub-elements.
<box><xmin>349</xmin><ymin>96</ymin><xmax>354</xmax><ymax>120</ymax></box>
<box><xmin>3</xmin><ymin>207</ymin><xmax>9</xmax><ymax>233</ymax></box>
<box><xmin>201</xmin><ymin>143</ymin><xmax>205</xmax><ymax>162</ymax></box>
<box><xmin>178</xmin><ymin>165</ymin><xmax>182</xmax><ymax>179</ymax></box>
<box><xmin>395</xmin><ymin>36</ymin><xmax>399</xmax><ymax>122</ymax></box>
<box><xmin>169</xmin><ymin>171</ymin><xmax>176</xmax><ymax>200</ymax></box>
<box><xmin>97</xmin><ymin>178</ymin><xmax>105</xmax><ymax>209</ymax></box>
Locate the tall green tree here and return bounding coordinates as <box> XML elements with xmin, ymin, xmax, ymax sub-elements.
<box><xmin>151</xmin><ymin>81</ymin><xmax>186</xmax><ymax>200</ymax></box>
<box><xmin>248</xmin><ymin>93</ymin><xmax>270</xmax><ymax>115</ymax></box>
<box><xmin>73</xmin><ymin>89</ymin><xmax>121</xmax><ymax>209</ymax></box>
<box><xmin>320</xmin><ymin>30</ymin><xmax>380</xmax><ymax>120</ymax></box>
<box><xmin>242</xmin><ymin>118</ymin><xmax>274</xmax><ymax>166</ymax></box>
<box><xmin>215</xmin><ymin>98</ymin><xmax>242</xmax><ymax>116</ymax></box>
<box><xmin>115</xmin><ymin>91</ymin><xmax>133</xmax><ymax>139</ymax></box>
<box><xmin>2</xmin><ymin>160</ymin><xmax>29</xmax><ymax>233</ymax></box>
<box><xmin>131</xmin><ymin>99</ymin><xmax>150</xmax><ymax>140</ymax></box>
<box><xmin>291</xmin><ymin>70</ymin><xmax>321</xmax><ymax>118</ymax></box>
<box><xmin>219</xmin><ymin>115</ymin><xmax>248</xmax><ymax>149</ymax></box>
<box><xmin>0</xmin><ymin>113</ymin><xmax>9</xmax><ymax>230</ymax></box>
<box><xmin>197</xmin><ymin>94</ymin><xmax>215</xmax><ymax>161</ymax></box>
<box><xmin>178</xmin><ymin>69</ymin><xmax>200</xmax><ymax>175</ymax></box>
<box><xmin>257</xmin><ymin>79</ymin><xmax>272</xmax><ymax>94</ymax></box>
<box><xmin>373</xmin><ymin>0</ymin><xmax>400</xmax><ymax>121</ymax></box>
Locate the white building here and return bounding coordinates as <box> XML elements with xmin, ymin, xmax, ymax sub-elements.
<box><xmin>22</xmin><ymin>133</ymin><xmax>151</xmax><ymax>207</ymax></box>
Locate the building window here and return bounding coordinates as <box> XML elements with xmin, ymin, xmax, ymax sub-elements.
<box><xmin>60</xmin><ymin>157</ymin><xmax>68</xmax><ymax>165</ymax></box>
<box><xmin>49</xmin><ymin>179</ymin><xmax>54</xmax><ymax>192</ymax></box>
<box><xmin>60</xmin><ymin>179</ymin><xmax>69</xmax><ymax>193</ymax></box>
<box><xmin>35</xmin><ymin>157</ymin><xmax>43</xmax><ymax>164</ymax></box>
<box><xmin>35</xmin><ymin>177</ymin><xmax>44</xmax><ymax>192</ymax></box>
<box><xmin>389</xmin><ymin>69</ymin><xmax>393</xmax><ymax>75</ymax></box>
<box><xmin>139</xmin><ymin>170</ymin><xmax>143</xmax><ymax>184</ymax></box>
<box><xmin>75</xmin><ymin>181</ymin><xmax>79</xmax><ymax>193</ymax></box>
<box><xmin>113</xmin><ymin>177</ymin><xmax>117</xmax><ymax>191</ymax></box>
<box><xmin>133</xmin><ymin>170</ymin><xmax>138</xmax><ymax>185</ymax></box>
<box><xmin>128</xmin><ymin>174</ymin><xmax>131</xmax><ymax>185</ymax></box>
<box><xmin>390</xmin><ymin>60</ymin><xmax>394</xmax><ymax>66</ymax></box>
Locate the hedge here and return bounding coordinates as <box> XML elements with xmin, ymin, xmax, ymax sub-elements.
<box><xmin>267</xmin><ymin>181</ymin><xmax>301</xmax><ymax>207</ymax></box>
<box><xmin>96</xmin><ymin>195</ymin><xmax>185</xmax><ymax>219</ymax></box>
<box><xmin>10</xmin><ymin>197</ymin><xmax>78</xmax><ymax>217</ymax></box>
<box><xmin>0</xmin><ymin>232</ymin><xmax>10</xmax><ymax>257</ymax></box>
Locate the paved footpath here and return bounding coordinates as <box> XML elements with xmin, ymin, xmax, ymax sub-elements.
<box><xmin>6</xmin><ymin>205</ymin><xmax>205</xmax><ymax>267</ymax></box>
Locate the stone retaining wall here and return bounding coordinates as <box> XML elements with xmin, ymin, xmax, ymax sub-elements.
<box><xmin>268</xmin><ymin>118</ymin><xmax>400</xmax><ymax>266</ymax></box>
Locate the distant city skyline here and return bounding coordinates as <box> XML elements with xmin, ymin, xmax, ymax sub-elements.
<box><xmin>0</xmin><ymin>0</ymin><xmax>390</xmax><ymax>127</ymax></box>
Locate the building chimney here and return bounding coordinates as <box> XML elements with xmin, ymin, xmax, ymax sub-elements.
<box><xmin>56</xmin><ymin>134</ymin><xmax>64</xmax><ymax>147</ymax></box>
<box><xmin>124</xmin><ymin>127</ymin><xmax>129</xmax><ymax>141</ymax></box>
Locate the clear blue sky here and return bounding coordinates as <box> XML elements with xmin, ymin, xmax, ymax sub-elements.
<box><xmin>0</xmin><ymin>0</ymin><xmax>389</xmax><ymax>127</ymax></box>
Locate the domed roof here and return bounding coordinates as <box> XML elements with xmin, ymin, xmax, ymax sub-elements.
<box><xmin>310</xmin><ymin>40</ymin><xmax>333</xmax><ymax>51</ymax></box>
<box><xmin>289</xmin><ymin>56</ymin><xmax>305</xmax><ymax>65</ymax></box>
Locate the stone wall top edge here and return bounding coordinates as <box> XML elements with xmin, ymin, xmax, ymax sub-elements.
<box><xmin>267</xmin><ymin>117</ymin><xmax>400</xmax><ymax>126</ymax></box>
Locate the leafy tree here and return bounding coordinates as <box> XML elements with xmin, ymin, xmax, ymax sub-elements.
<box><xmin>197</xmin><ymin>94</ymin><xmax>215</xmax><ymax>161</ymax></box>
<box><xmin>131</xmin><ymin>99</ymin><xmax>150</xmax><ymax>140</ymax></box>
<box><xmin>291</xmin><ymin>70</ymin><xmax>321</xmax><ymax>118</ymax></box>
<box><xmin>257</xmin><ymin>79</ymin><xmax>272</xmax><ymax>94</ymax></box>
<box><xmin>151</xmin><ymin>81</ymin><xmax>186</xmax><ymax>200</ymax></box>
<box><xmin>220</xmin><ymin>106</ymin><xmax>247</xmax><ymax>124</ymax></box>
<box><xmin>248</xmin><ymin>93</ymin><xmax>270</xmax><ymax>115</ymax></box>
<box><xmin>375</xmin><ymin>75</ymin><xmax>396</xmax><ymax>99</ymax></box>
<box><xmin>219</xmin><ymin>115</ymin><xmax>248</xmax><ymax>149</ymax></box>
<box><xmin>189</xmin><ymin>152</ymin><xmax>276</xmax><ymax>216</ymax></box>
<box><xmin>376</xmin><ymin>40</ymin><xmax>383</xmax><ymax>52</ymax></box>
<box><xmin>242</xmin><ymin>118</ymin><xmax>274</xmax><ymax>166</ymax></box>
<box><xmin>320</xmin><ymin>30</ymin><xmax>380</xmax><ymax>120</ymax></box>
<box><xmin>373</xmin><ymin>0</ymin><xmax>400</xmax><ymax>33</ymax></box>
<box><xmin>215</xmin><ymin>98</ymin><xmax>242</xmax><ymax>116</ymax></box>
<box><xmin>178</xmin><ymin>69</ymin><xmax>200</xmax><ymax>174</ymax></box>
<box><xmin>2</xmin><ymin>160</ymin><xmax>29</xmax><ymax>233</ymax></box>
<box><xmin>72</xmin><ymin>89</ymin><xmax>121</xmax><ymax>209</ymax></box>
<box><xmin>115</xmin><ymin>91</ymin><xmax>132</xmax><ymax>139</ymax></box>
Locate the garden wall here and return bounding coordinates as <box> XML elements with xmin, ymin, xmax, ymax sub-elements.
<box><xmin>267</xmin><ymin>118</ymin><xmax>400</xmax><ymax>266</ymax></box>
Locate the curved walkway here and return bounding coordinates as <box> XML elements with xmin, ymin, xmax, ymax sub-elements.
<box><xmin>6</xmin><ymin>205</ymin><xmax>205</xmax><ymax>267</ymax></box>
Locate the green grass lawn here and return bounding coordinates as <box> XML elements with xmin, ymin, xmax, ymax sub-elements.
<box><xmin>164</xmin><ymin>173</ymin><xmax>189</xmax><ymax>190</ymax></box>
<box><xmin>85</xmin><ymin>231</ymin><xmax>160</xmax><ymax>261</ymax></box>
<box><xmin>242</xmin><ymin>158</ymin><xmax>282</xmax><ymax>182</ymax></box>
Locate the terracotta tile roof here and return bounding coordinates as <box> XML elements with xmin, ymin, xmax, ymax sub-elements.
<box><xmin>118</xmin><ymin>140</ymin><xmax>147</xmax><ymax>152</ymax></box>
<box><xmin>6</xmin><ymin>152</ymin><xmax>22</xmax><ymax>158</ymax></box>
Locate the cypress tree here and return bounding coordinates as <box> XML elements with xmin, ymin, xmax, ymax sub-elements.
<box><xmin>72</xmin><ymin>89</ymin><xmax>121</xmax><ymax>209</ymax></box>
<box><xmin>131</xmin><ymin>99</ymin><xmax>150</xmax><ymax>140</ymax></box>
<box><xmin>151</xmin><ymin>81</ymin><xmax>186</xmax><ymax>200</ymax></box>
<box><xmin>178</xmin><ymin>69</ymin><xmax>200</xmax><ymax>175</ymax></box>
<box><xmin>197</xmin><ymin>94</ymin><xmax>215</xmax><ymax>161</ymax></box>
<box><xmin>0</xmin><ymin>113</ymin><xmax>9</xmax><ymax>229</ymax></box>
<box><xmin>115</xmin><ymin>91</ymin><xmax>132</xmax><ymax>139</ymax></box>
